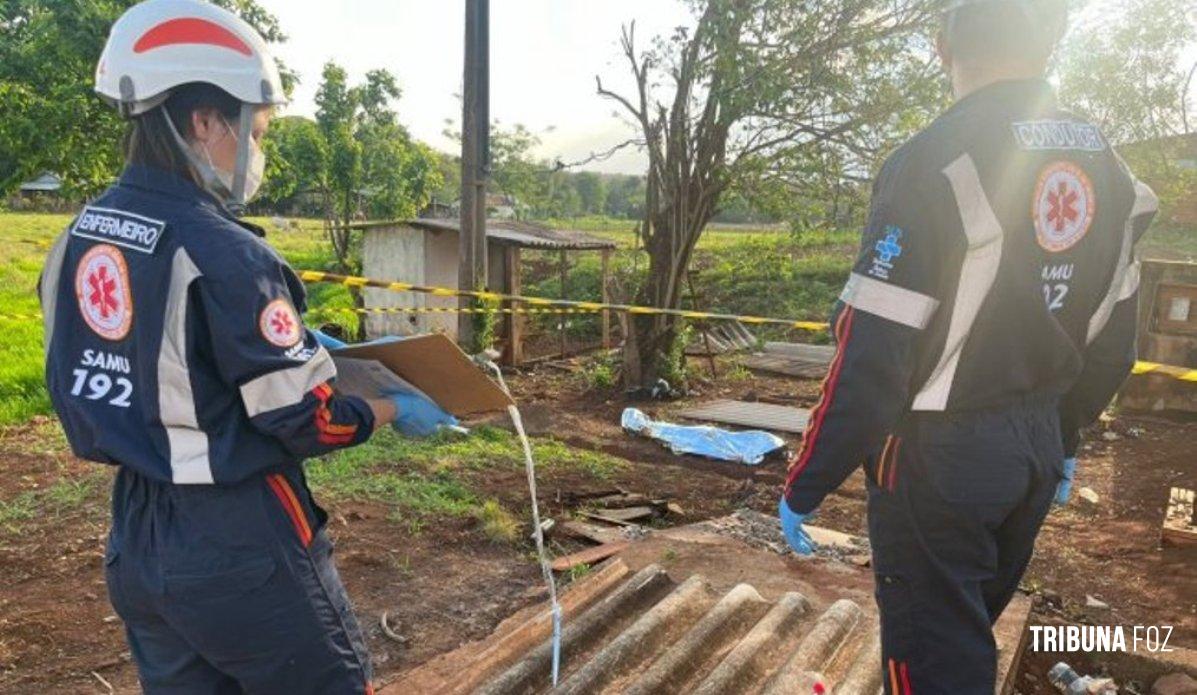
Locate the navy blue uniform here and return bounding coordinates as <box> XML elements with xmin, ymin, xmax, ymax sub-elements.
<box><xmin>783</xmin><ymin>80</ymin><xmax>1156</xmax><ymax>693</ymax></box>
<box><xmin>40</xmin><ymin>165</ymin><xmax>376</xmax><ymax>694</ymax></box>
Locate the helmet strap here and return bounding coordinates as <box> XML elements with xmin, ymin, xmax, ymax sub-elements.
<box><xmin>228</xmin><ymin>103</ymin><xmax>256</xmax><ymax>215</ymax></box>
<box><xmin>160</xmin><ymin>106</ymin><xmax>235</xmax><ymax>210</ymax></box>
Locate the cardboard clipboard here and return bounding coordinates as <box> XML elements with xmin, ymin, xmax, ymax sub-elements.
<box><xmin>330</xmin><ymin>333</ymin><xmax>513</xmax><ymax>417</ymax></box>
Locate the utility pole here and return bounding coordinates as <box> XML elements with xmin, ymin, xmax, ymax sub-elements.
<box><xmin>459</xmin><ymin>0</ymin><xmax>490</xmax><ymax>346</ymax></box>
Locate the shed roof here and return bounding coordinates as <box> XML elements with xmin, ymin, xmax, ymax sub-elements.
<box><xmin>348</xmin><ymin>218</ymin><xmax>618</xmax><ymax>251</ymax></box>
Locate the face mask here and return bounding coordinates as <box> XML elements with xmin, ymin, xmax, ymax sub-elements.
<box><xmin>161</xmin><ymin>108</ymin><xmax>265</xmax><ymax>207</ymax></box>
<box><xmin>207</xmin><ymin>116</ymin><xmax>266</xmax><ymax>203</ymax></box>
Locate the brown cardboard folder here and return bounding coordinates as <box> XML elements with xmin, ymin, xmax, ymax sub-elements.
<box><xmin>331</xmin><ymin>334</ymin><xmax>513</xmax><ymax>417</ymax></box>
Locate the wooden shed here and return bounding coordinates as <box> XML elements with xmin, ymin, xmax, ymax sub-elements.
<box><xmin>353</xmin><ymin>218</ymin><xmax>617</xmax><ymax>364</ymax></box>
<box><xmin>1121</xmin><ymin>259</ymin><xmax>1197</xmax><ymax>413</ymax></box>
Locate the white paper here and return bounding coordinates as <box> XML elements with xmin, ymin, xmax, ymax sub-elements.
<box><xmin>1168</xmin><ymin>296</ymin><xmax>1192</xmax><ymax>323</ymax></box>
<box><xmin>331</xmin><ymin>357</ymin><xmax>428</xmax><ymax>401</ymax></box>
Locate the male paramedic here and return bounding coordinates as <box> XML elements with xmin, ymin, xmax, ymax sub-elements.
<box><xmin>39</xmin><ymin>1</ymin><xmax>455</xmax><ymax>692</ymax></box>
<box><xmin>778</xmin><ymin>0</ymin><xmax>1158</xmax><ymax>692</ymax></box>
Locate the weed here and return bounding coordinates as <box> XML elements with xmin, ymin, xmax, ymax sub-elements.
<box><xmin>478</xmin><ymin>499</ymin><xmax>520</xmax><ymax>543</ymax></box>
<box><xmin>580</xmin><ymin>357</ymin><xmax>617</xmax><ymax>391</ymax></box>
<box><xmin>0</xmin><ymin>473</ymin><xmax>105</xmax><ymax>535</ymax></box>
<box><xmin>724</xmin><ymin>362</ymin><xmax>754</xmax><ymax>382</ymax></box>
<box><xmin>568</xmin><ymin>563</ymin><xmax>592</xmax><ymax>582</ymax></box>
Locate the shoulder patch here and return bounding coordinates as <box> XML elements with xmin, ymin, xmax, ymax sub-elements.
<box><xmin>75</xmin><ymin>244</ymin><xmax>134</xmax><ymax>341</ymax></box>
<box><xmin>1012</xmin><ymin>121</ymin><xmax>1106</xmax><ymax>153</ymax></box>
<box><xmin>70</xmin><ymin>205</ymin><xmax>165</xmax><ymax>254</ymax></box>
<box><xmin>259</xmin><ymin>299</ymin><xmax>303</xmax><ymax>348</ymax></box>
<box><xmin>1033</xmin><ymin>161</ymin><xmax>1097</xmax><ymax>253</ymax></box>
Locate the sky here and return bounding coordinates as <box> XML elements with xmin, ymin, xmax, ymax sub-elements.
<box><xmin>256</xmin><ymin>1</ymin><xmax>694</xmax><ymax>175</ymax></box>
<box><xmin>257</xmin><ymin>1</ymin><xmax>1195</xmax><ymax>175</ymax></box>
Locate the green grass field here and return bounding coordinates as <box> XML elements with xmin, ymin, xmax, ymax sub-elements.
<box><xmin>0</xmin><ymin>211</ymin><xmax>855</xmax><ymax>425</ymax></box>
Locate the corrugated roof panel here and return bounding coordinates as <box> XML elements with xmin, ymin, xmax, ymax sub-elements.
<box><xmin>383</xmin><ymin>515</ymin><xmax>1032</xmax><ymax>695</ymax></box>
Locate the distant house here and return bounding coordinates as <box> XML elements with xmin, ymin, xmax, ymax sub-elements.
<box><xmin>19</xmin><ymin>172</ymin><xmax>63</xmax><ymax>194</ymax></box>
<box><xmin>9</xmin><ymin>172</ymin><xmax>71</xmax><ymax>211</ymax></box>
<box><xmin>485</xmin><ymin>193</ymin><xmax>519</xmax><ymax>220</ymax></box>
<box><xmin>450</xmin><ymin>192</ymin><xmax>521</xmax><ymax>220</ymax></box>
<box><xmin>419</xmin><ymin>198</ymin><xmax>454</xmax><ymax>219</ymax></box>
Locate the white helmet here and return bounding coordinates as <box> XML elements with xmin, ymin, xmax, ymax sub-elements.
<box><xmin>96</xmin><ymin>0</ymin><xmax>285</xmax><ymax>117</ymax></box>
<box><xmin>96</xmin><ymin>0</ymin><xmax>286</xmax><ymax>210</ymax></box>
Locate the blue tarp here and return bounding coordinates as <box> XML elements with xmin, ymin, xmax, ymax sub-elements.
<box><xmin>621</xmin><ymin>407</ymin><xmax>785</xmax><ymax>465</ymax></box>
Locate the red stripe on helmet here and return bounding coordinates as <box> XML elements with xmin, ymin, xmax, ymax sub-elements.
<box><xmin>134</xmin><ymin>17</ymin><xmax>253</xmax><ymax>56</ymax></box>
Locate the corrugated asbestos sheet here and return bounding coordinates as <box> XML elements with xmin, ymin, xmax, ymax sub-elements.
<box><xmin>404</xmin><ymin>218</ymin><xmax>618</xmax><ymax>251</ymax></box>
<box><xmin>383</xmin><ymin>517</ymin><xmax>1031</xmax><ymax>695</ymax></box>
<box><xmin>744</xmin><ymin>343</ymin><xmax>836</xmax><ymax>380</ymax></box>
<box><xmin>677</xmin><ymin>400</ymin><xmax>811</xmax><ymax>434</ymax></box>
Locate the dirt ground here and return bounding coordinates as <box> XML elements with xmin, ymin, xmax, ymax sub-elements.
<box><xmin>0</xmin><ymin>359</ymin><xmax>1193</xmax><ymax>693</ymax></box>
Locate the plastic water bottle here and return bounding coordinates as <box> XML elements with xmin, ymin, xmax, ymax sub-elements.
<box><xmin>1048</xmin><ymin>663</ymin><xmax>1117</xmax><ymax>694</ymax></box>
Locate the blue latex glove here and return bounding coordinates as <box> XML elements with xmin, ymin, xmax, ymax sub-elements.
<box><xmin>388</xmin><ymin>391</ymin><xmax>458</xmax><ymax>438</ymax></box>
<box><xmin>779</xmin><ymin>497</ymin><xmax>816</xmax><ymax>556</ymax></box>
<box><xmin>1055</xmin><ymin>457</ymin><xmax>1077</xmax><ymax>506</ymax></box>
<box><xmin>312</xmin><ymin>329</ymin><xmax>347</xmax><ymax>350</ymax></box>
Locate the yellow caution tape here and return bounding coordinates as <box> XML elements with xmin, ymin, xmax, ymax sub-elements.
<box><xmin>309</xmin><ymin>306</ymin><xmax>602</xmax><ymax>318</ymax></box>
<box><xmin>1131</xmin><ymin>361</ymin><xmax>1197</xmax><ymax>383</ymax></box>
<box><xmin>9</xmin><ymin>269</ymin><xmax>1197</xmax><ymax>385</ymax></box>
<box><xmin>296</xmin><ymin>269</ymin><xmax>830</xmax><ymax>331</ymax></box>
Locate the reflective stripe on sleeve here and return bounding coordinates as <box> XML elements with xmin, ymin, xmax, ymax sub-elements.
<box><xmin>1087</xmin><ymin>180</ymin><xmax>1157</xmax><ymax>344</ymax></box>
<box><xmin>158</xmin><ymin>247</ymin><xmax>214</xmax><ymax>484</ymax></box>
<box><xmin>912</xmin><ymin>154</ymin><xmax>1004</xmax><ymax>412</ymax></box>
<box><xmin>239</xmin><ymin>346</ymin><xmax>337</xmax><ymax>418</ymax></box>
<box><xmin>840</xmin><ymin>273</ymin><xmax>939</xmax><ymax>330</ymax></box>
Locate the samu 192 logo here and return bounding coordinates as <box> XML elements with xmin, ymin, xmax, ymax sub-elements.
<box><xmin>75</xmin><ymin>244</ymin><xmax>134</xmax><ymax>341</ymax></box>
<box><xmin>868</xmin><ymin>225</ymin><xmax>904</xmax><ymax>281</ymax></box>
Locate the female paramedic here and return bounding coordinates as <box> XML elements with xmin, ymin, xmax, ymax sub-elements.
<box><xmin>38</xmin><ymin>1</ymin><xmax>455</xmax><ymax>692</ymax></box>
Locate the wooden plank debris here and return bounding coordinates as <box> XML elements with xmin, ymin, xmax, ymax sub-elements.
<box><xmin>1163</xmin><ymin>487</ymin><xmax>1197</xmax><ymax>546</ymax></box>
<box><xmin>560</xmin><ymin>520</ymin><xmax>628</xmax><ymax>545</ymax></box>
<box><xmin>591</xmin><ymin>506</ymin><xmax>655</xmax><ymax>523</ymax></box>
<box><xmin>551</xmin><ymin>541</ymin><xmax>631</xmax><ymax>572</ymax></box>
<box><xmin>589</xmin><ymin>492</ymin><xmax>656</xmax><ymax>509</ymax></box>
<box><xmin>579</xmin><ymin>510</ymin><xmax>646</xmax><ymax>528</ymax></box>
<box><xmin>677</xmin><ymin>400</ymin><xmax>811</xmax><ymax>435</ymax></box>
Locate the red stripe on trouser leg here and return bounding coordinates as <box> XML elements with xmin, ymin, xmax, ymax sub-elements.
<box><xmin>266</xmin><ymin>474</ymin><xmax>314</xmax><ymax>547</ymax></box>
<box><xmin>365</xmin><ymin>683</ymin><xmax>374</xmax><ymax>695</ymax></box>
<box><xmin>785</xmin><ymin>307</ymin><xmax>856</xmax><ymax>491</ymax></box>
<box><xmin>876</xmin><ymin>435</ymin><xmax>894</xmax><ymax>486</ymax></box>
<box><xmin>887</xmin><ymin>438</ymin><xmax>902</xmax><ymax>491</ymax></box>
<box><xmin>900</xmin><ymin>661</ymin><xmax>912</xmax><ymax>694</ymax></box>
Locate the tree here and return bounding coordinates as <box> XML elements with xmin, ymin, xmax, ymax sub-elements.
<box><xmin>257</xmin><ymin>115</ymin><xmax>328</xmax><ymax>214</ymax></box>
<box><xmin>312</xmin><ymin>62</ymin><xmax>442</xmax><ymax>270</ymax></box>
<box><xmin>488</xmin><ymin>123</ymin><xmax>551</xmax><ymax>218</ymax></box>
<box><xmin>597</xmin><ymin>0</ymin><xmax>941</xmax><ymax>388</ymax></box>
<box><xmin>574</xmin><ymin>171</ymin><xmax>607</xmax><ymax>215</ymax></box>
<box><xmin>0</xmin><ymin>0</ymin><xmax>291</xmax><ymax>198</ymax></box>
<box><xmin>1057</xmin><ymin>0</ymin><xmax>1197</xmax><ymax>216</ymax></box>
<box><xmin>604</xmin><ymin>175</ymin><xmax>646</xmax><ymax>219</ymax></box>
